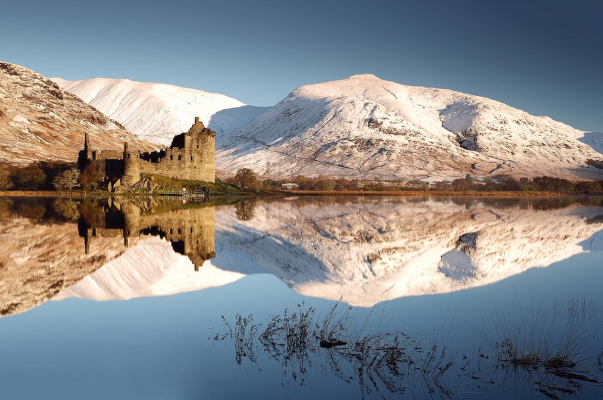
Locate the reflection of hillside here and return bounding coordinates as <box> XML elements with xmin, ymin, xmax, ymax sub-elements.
<box><xmin>0</xmin><ymin>197</ymin><xmax>217</xmax><ymax>316</ymax></box>
<box><xmin>80</xmin><ymin>198</ymin><xmax>216</xmax><ymax>270</ymax></box>
<box><xmin>54</xmin><ymin>236</ymin><xmax>246</xmax><ymax>301</ymax></box>
<box><xmin>58</xmin><ymin>197</ymin><xmax>603</xmax><ymax>308</ymax></box>
<box><xmin>0</xmin><ymin>197</ymin><xmax>137</xmax><ymax>317</ymax></box>
<box><xmin>213</xmin><ymin>198</ymin><xmax>603</xmax><ymax>306</ymax></box>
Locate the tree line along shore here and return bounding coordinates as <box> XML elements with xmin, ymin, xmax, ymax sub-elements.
<box><xmin>1</xmin><ymin>162</ymin><xmax>603</xmax><ymax>196</ymax></box>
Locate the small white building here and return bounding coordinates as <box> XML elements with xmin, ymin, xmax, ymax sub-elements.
<box><xmin>281</xmin><ymin>183</ymin><xmax>299</xmax><ymax>190</ymax></box>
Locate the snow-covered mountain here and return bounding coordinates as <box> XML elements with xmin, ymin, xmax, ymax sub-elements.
<box><xmin>0</xmin><ymin>62</ymin><xmax>154</xmax><ymax>163</ymax></box>
<box><xmin>52</xmin><ymin>77</ymin><xmax>270</xmax><ymax>146</ymax></box>
<box><xmin>55</xmin><ymin>199</ymin><xmax>603</xmax><ymax>307</ymax></box>
<box><xmin>53</xmin><ymin>73</ymin><xmax>603</xmax><ymax>180</ymax></box>
<box><xmin>217</xmin><ymin>74</ymin><xmax>603</xmax><ymax>181</ymax></box>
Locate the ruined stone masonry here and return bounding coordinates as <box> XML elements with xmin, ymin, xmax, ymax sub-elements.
<box><xmin>79</xmin><ymin>117</ymin><xmax>215</xmax><ymax>189</ymax></box>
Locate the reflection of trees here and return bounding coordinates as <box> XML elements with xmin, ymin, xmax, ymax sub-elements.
<box><xmin>16</xmin><ymin>200</ymin><xmax>46</xmax><ymax>220</ymax></box>
<box><xmin>0</xmin><ymin>198</ymin><xmax>12</xmax><ymax>220</ymax></box>
<box><xmin>0</xmin><ymin>198</ymin><xmax>99</xmax><ymax>224</ymax></box>
<box><xmin>52</xmin><ymin>199</ymin><xmax>80</xmax><ymax>221</ymax></box>
<box><xmin>79</xmin><ymin>201</ymin><xmax>106</xmax><ymax>227</ymax></box>
<box><xmin>234</xmin><ymin>199</ymin><xmax>257</xmax><ymax>221</ymax></box>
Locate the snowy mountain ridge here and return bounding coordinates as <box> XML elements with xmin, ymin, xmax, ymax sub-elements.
<box><xmin>53</xmin><ymin>72</ymin><xmax>603</xmax><ymax>181</ymax></box>
<box><xmin>217</xmin><ymin>74</ymin><xmax>603</xmax><ymax>181</ymax></box>
<box><xmin>52</xmin><ymin>77</ymin><xmax>269</xmax><ymax>146</ymax></box>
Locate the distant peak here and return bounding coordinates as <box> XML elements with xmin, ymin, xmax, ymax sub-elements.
<box><xmin>347</xmin><ymin>74</ymin><xmax>380</xmax><ymax>80</ymax></box>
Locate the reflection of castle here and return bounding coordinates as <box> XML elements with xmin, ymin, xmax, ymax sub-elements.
<box><xmin>79</xmin><ymin>117</ymin><xmax>215</xmax><ymax>190</ymax></box>
<box><xmin>80</xmin><ymin>200</ymin><xmax>216</xmax><ymax>271</ymax></box>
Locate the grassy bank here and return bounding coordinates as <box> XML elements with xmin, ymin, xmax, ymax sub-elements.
<box><xmin>1</xmin><ymin>189</ymin><xmax>601</xmax><ymax>198</ymax></box>
<box><xmin>280</xmin><ymin>190</ymin><xmax>603</xmax><ymax>197</ymax></box>
<box><xmin>146</xmin><ymin>174</ymin><xmax>242</xmax><ymax>195</ymax></box>
<box><xmin>0</xmin><ymin>190</ymin><xmax>111</xmax><ymax>198</ymax></box>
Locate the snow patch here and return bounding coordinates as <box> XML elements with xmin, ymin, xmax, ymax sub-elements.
<box><xmin>12</xmin><ymin>115</ymin><xmax>30</xmax><ymax>124</ymax></box>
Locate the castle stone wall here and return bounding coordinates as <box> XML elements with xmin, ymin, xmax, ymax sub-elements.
<box><xmin>135</xmin><ymin>118</ymin><xmax>216</xmax><ymax>182</ymax></box>
<box><xmin>92</xmin><ymin>150</ymin><xmax>122</xmax><ymax>161</ymax></box>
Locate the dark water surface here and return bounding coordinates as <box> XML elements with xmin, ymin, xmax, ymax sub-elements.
<box><xmin>0</xmin><ymin>196</ymin><xmax>602</xmax><ymax>399</ymax></box>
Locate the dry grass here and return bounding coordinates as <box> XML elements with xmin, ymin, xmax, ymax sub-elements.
<box><xmin>215</xmin><ymin>299</ymin><xmax>603</xmax><ymax>398</ymax></box>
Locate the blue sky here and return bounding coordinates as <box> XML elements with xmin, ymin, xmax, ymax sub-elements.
<box><xmin>1</xmin><ymin>0</ymin><xmax>601</xmax><ymax>132</ymax></box>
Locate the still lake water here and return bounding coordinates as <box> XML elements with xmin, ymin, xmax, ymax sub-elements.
<box><xmin>0</xmin><ymin>195</ymin><xmax>602</xmax><ymax>399</ymax></box>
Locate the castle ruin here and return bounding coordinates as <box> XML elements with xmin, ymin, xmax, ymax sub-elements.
<box><xmin>79</xmin><ymin>117</ymin><xmax>216</xmax><ymax>189</ymax></box>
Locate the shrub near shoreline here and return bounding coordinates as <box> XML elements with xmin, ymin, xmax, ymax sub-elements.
<box><xmin>252</xmin><ymin>173</ymin><xmax>603</xmax><ymax>194</ymax></box>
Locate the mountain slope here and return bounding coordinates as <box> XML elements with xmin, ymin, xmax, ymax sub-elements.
<box><xmin>53</xmin><ymin>77</ymin><xmax>270</xmax><ymax>146</ymax></box>
<box><xmin>0</xmin><ymin>62</ymin><xmax>154</xmax><ymax>164</ymax></box>
<box><xmin>216</xmin><ymin>74</ymin><xmax>603</xmax><ymax>181</ymax></box>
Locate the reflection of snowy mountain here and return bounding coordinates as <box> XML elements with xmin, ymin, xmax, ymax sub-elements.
<box><xmin>59</xmin><ymin>200</ymin><xmax>603</xmax><ymax>307</ymax></box>
<box><xmin>0</xmin><ymin>217</ymin><xmax>137</xmax><ymax>316</ymax></box>
<box><xmin>215</xmin><ymin>200</ymin><xmax>603</xmax><ymax>306</ymax></box>
<box><xmin>55</xmin><ymin>237</ymin><xmax>248</xmax><ymax>301</ymax></box>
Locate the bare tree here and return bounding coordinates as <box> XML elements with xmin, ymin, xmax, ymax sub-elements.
<box><xmin>53</xmin><ymin>168</ymin><xmax>80</xmax><ymax>191</ymax></box>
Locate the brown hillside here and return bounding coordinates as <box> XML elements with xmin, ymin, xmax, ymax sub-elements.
<box><xmin>0</xmin><ymin>61</ymin><xmax>156</xmax><ymax>164</ymax></box>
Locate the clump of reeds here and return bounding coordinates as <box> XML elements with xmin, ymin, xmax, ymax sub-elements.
<box><xmin>214</xmin><ymin>313</ymin><xmax>259</xmax><ymax>366</ymax></box>
<box><xmin>214</xmin><ymin>302</ymin><xmax>455</xmax><ymax>399</ymax></box>
<box><xmin>216</xmin><ymin>298</ymin><xmax>603</xmax><ymax>399</ymax></box>
<box><xmin>474</xmin><ymin>296</ymin><xmax>602</xmax><ymax>397</ymax></box>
